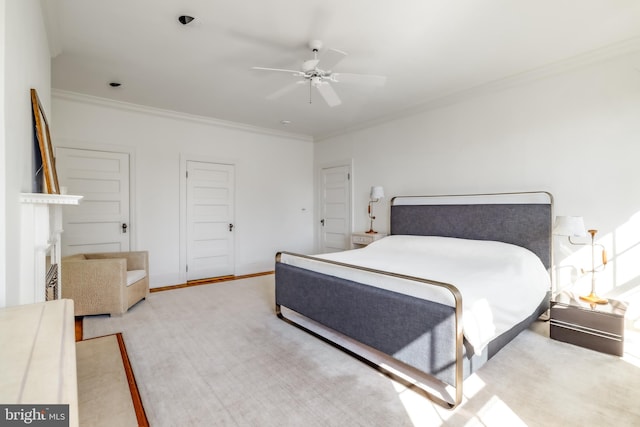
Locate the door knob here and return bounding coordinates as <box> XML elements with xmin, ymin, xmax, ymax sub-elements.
<box><xmin>122</xmin><ymin>223</ymin><xmax>128</xmax><ymax>233</ymax></box>
<box><xmin>229</xmin><ymin>223</ymin><xmax>234</xmax><ymax>232</ymax></box>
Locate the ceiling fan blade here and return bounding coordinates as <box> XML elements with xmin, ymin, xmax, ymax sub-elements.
<box><xmin>227</xmin><ymin>29</ymin><xmax>297</xmax><ymax>52</ymax></box>
<box><xmin>332</xmin><ymin>73</ymin><xmax>387</xmax><ymax>87</ymax></box>
<box><xmin>266</xmin><ymin>81</ymin><xmax>305</xmax><ymax>100</ymax></box>
<box><xmin>316</xmin><ymin>82</ymin><xmax>341</xmax><ymax>107</ymax></box>
<box><xmin>318</xmin><ymin>48</ymin><xmax>347</xmax><ymax>71</ymax></box>
<box><xmin>252</xmin><ymin>66</ymin><xmax>304</xmax><ymax>76</ymax></box>
<box><xmin>302</xmin><ymin>59</ymin><xmax>320</xmax><ymax>72</ymax></box>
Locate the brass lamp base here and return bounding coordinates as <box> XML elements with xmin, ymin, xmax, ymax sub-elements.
<box><xmin>579</xmin><ymin>293</ymin><xmax>608</xmax><ymax>305</ymax></box>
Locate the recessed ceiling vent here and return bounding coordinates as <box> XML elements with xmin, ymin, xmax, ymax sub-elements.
<box><xmin>178</xmin><ymin>15</ymin><xmax>195</xmax><ymax>25</ymax></box>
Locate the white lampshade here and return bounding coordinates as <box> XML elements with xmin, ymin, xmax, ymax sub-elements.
<box><xmin>553</xmin><ymin>216</ymin><xmax>587</xmax><ymax>237</ymax></box>
<box><xmin>370</xmin><ymin>186</ymin><xmax>384</xmax><ymax>200</ymax></box>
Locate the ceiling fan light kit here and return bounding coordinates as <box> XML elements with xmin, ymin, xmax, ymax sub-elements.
<box><xmin>251</xmin><ymin>40</ymin><xmax>387</xmax><ymax>107</ymax></box>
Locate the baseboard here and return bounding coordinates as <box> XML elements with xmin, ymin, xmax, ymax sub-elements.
<box><xmin>150</xmin><ymin>270</ymin><xmax>274</xmax><ymax>293</ymax></box>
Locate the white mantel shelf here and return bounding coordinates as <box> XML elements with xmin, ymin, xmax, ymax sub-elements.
<box><xmin>20</xmin><ymin>193</ymin><xmax>83</xmax><ymax>205</ymax></box>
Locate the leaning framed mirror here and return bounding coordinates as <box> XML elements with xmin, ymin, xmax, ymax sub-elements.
<box><xmin>31</xmin><ymin>88</ymin><xmax>60</xmax><ymax>194</ymax></box>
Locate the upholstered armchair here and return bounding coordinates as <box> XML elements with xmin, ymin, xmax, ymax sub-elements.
<box><xmin>61</xmin><ymin>251</ymin><xmax>149</xmax><ymax>316</ymax></box>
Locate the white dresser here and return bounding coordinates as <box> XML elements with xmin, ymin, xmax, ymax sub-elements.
<box><xmin>0</xmin><ymin>299</ymin><xmax>79</xmax><ymax>427</ymax></box>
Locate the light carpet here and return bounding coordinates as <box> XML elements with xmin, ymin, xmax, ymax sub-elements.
<box><xmin>83</xmin><ymin>275</ymin><xmax>640</xmax><ymax>427</ymax></box>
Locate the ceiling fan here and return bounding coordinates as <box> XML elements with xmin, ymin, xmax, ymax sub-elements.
<box><xmin>251</xmin><ymin>40</ymin><xmax>387</xmax><ymax>107</ymax></box>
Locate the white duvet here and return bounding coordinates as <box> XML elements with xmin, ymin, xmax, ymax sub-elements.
<box><xmin>280</xmin><ymin>235</ymin><xmax>550</xmax><ymax>355</ymax></box>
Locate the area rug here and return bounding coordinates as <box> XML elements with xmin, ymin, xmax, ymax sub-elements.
<box><xmin>83</xmin><ymin>275</ymin><xmax>640</xmax><ymax>427</ymax></box>
<box><xmin>76</xmin><ymin>333</ymin><xmax>147</xmax><ymax>427</ymax></box>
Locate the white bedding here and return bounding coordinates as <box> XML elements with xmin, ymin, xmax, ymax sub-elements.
<box><xmin>280</xmin><ymin>235</ymin><xmax>550</xmax><ymax>355</ymax></box>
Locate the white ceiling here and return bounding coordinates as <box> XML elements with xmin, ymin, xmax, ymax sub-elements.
<box><xmin>48</xmin><ymin>1</ymin><xmax>640</xmax><ymax>140</ymax></box>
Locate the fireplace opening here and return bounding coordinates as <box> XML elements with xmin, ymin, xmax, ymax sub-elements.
<box><xmin>46</xmin><ymin>263</ymin><xmax>59</xmax><ymax>301</ymax></box>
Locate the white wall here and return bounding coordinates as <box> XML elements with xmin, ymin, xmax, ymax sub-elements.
<box><xmin>52</xmin><ymin>93</ymin><xmax>315</xmax><ymax>287</ymax></box>
<box><xmin>315</xmin><ymin>51</ymin><xmax>640</xmax><ymax>298</ymax></box>
<box><xmin>1</xmin><ymin>0</ymin><xmax>51</xmax><ymax>307</ymax></box>
<box><xmin>0</xmin><ymin>0</ymin><xmax>5</xmax><ymax>307</ymax></box>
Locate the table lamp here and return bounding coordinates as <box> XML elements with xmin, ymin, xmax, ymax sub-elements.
<box><xmin>366</xmin><ymin>186</ymin><xmax>384</xmax><ymax>234</ymax></box>
<box><xmin>553</xmin><ymin>216</ymin><xmax>608</xmax><ymax>305</ymax></box>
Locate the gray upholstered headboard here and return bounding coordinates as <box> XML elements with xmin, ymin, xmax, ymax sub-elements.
<box><xmin>390</xmin><ymin>192</ymin><xmax>553</xmax><ymax>269</ymax></box>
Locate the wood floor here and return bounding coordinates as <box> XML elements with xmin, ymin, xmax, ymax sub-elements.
<box><xmin>75</xmin><ymin>316</ymin><xmax>83</xmax><ymax>341</ymax></box>
<box><xmin>115</xmin><ymin>333</ymin><xmax>149</xmax><ymax>427</ymax></box>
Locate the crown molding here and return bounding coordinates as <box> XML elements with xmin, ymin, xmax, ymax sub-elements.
<box><xmin>315</xmin><ymin>37</ymin><xmax>640</xmax><ymax>142</ymax></box>
<box><xmin>51</xmin><ymin>90</ymin><xmax>314</xmax><ymax>143</ymax></box>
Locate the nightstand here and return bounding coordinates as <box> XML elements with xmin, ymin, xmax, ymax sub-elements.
<box><xmin>351</xmin><ymin>232</ymin><xmax>387</xmax><ymax>248</ymax></box>
<box><xmin>550</xmin><ymin>291</ymin><xmax>627</xmax><ymax>356</ymax></box>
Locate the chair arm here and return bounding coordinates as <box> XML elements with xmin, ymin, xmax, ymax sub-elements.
<box><xmin>61</xmin><ymin>258</ymin><xmax>127</xmax><ymax>299</ymax></box>
<box><xmin>123</xmin><ymin>251</ymin><xmax>148</xmax><ymax>273</ymax></box>
<box><xmin>85</xmin><ymin>251</ymin><xmax>148</xmax><ymax>273</ymax></box>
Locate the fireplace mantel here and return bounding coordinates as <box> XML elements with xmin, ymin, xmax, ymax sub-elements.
<box><xmin>20</xmin><ymin>193</ymin><xmax>84</xmax><ymax>205</ymax></box>
<box><xmin>20</xmin><ymin>193</ymin><xmax>83</xmax><ymax>305</ymax></box>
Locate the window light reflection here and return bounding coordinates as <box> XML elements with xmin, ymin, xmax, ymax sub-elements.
<box><xmin>555</xmin><ymin>211</ymin><xmax>640</xmax><ymax>302</ymax></box>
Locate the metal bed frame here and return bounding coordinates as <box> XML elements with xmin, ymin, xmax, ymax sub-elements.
<box><xmin>276</xmin><ymin>251</ymin><xmax>463</xmax><ymax>408</ymax></box>
<box><xmin>274</xmin><ymin>191</ymin><xmax>553</xmax><ymax>409</ymax></box>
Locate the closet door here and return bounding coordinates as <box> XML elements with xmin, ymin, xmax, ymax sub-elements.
<box><xmin>185</xmin><ymin>161</ymin><xmax>235</xmax><ymax>280</ymax></box>
<box><xmin>56</xmin><ymin>147</ymin><xmax>130</xmax><ymax>255</ymax></box>
<box><xmin>319</xmin><ymin>164</ymin><xmax>351</xmax><ymax>253</ymax></box>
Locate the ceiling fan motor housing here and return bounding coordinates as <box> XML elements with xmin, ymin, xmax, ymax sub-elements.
<box><xmin>308</xmin><ymin>39</ymin><xmax>323</xmax><ymax>52</ymax></box>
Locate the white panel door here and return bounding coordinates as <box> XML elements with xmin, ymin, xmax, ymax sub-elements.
<box><xmin>56</xmin><ymin>147</ymin><xmax>130</xmax><ymax>255</ymax></box>
<box><xmin>320</xmin><ymin>165</ymin><xmax>351</xmax><ymax>253</ymax></box>
<box><xmin>186</xmin><ymin>161</ymin><xmax>235</xmax><ymax>280</ymax></box>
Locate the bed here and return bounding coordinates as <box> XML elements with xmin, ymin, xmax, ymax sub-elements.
<box><xmin>275</xmin><ymin>191</ymin><xmax>552</xmax><ymax>408</ymax></box>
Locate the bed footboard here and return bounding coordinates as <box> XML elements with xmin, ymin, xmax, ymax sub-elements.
<box><xmin>275</xmin><ymin>252</ymin><xmax>464</xmax><ymax>408</ymax></box>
